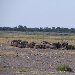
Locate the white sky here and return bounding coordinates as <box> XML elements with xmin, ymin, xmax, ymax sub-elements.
<box><xmin>0</xmin><ymin>0</ymin><xmax>75</xmax><ymax>28</ymax></box>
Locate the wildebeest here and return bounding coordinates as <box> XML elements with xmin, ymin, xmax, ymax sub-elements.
<box><xmin>61</xmin><ymin>42</ymin><xmax>68</xmax><ymax>48</ymax></box>
<box><xmin>11</xmin><ymin>40</ymin><xmax>28</xmax><ymax>48</ymax></box>
<box><xmin>48</xmin><ymin>44</ymin><xmax>57</xmax><ymax>49</ymax></box>
<box><xmin>34</xmin><ymin>44</ymin><xmax>41</xmax><ymax>49</ymax></box>
<box><xmin>17</xmin><ymin>40</ymin><xmax>28</xmax><ymax>48</ymax></box>
<box><xmin>11</xmin><ymin>40</ymin><xmax>21</xmax><ymax>47</ymax></box>
<box><xmin>17</xmin><ymin>42</ymin><xmax>25</xmax><ymax>48</ymax></box>
<box><xmin>35</xmin><ymin>44</ymin><xmax>46</xmax><ymax>49</ymax></box>
<box><xmin>10</xmin><ymin>40</ymin><xmax>75</xmax><ymax>50</ymax></box>
<box><xmin>28</xmin><ymin>42</ymin><xmax>36</xmax><ymax>48</ymax></box>
<box><xmin>66</xmin><ymin>45</ymin><xmax>75</xmax><ymax>50</ymax></box>
<box><xmin>52</xmin><ymin>42</ymin><xmax>62</xmax><ymax>49</ymax></box>
<box><xmin>41</xmin><ymin>41</ymin><xmax>50</xmax><ymax>44</ymax></box>
<box><xmin>40</xmin><ymin>44</ymin><xmax>46</xmax><ymax>49</ymax></box>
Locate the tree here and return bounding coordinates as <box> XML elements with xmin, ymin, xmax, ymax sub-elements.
<box><xmin>18</xmin><ymin>25</ymin><xmax>24</xmax><ymax>31</ymax></box>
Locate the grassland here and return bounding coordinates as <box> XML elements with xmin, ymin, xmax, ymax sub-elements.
<box><xmin>0</xmin><ymin>31</ymin><xmax>75</xmax><ymax>44</ymax></box>
<box><xmin>0</xmin><ymin>31</ymin><xmax>75</xmax><ymax>75</ymax></box>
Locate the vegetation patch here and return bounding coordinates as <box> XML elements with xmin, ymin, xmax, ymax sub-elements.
<box><xmin>56</xmin><ymin>64</ymin><xmax>72</xmax><ymax>72</ymax></box>
<box><xmin>0</xmin><ymin>51</ymin><xmax>17</xmax><ymax>56</ymax></box>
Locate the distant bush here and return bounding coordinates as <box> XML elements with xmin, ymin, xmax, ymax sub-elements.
<box><xmin>0</xmin><ymin>25</ymin><xmax>75</xmax><ymax>33</ymax></box>
<box><xmin>56</xmin><ymin>64</ymin><xmax>72</xmax><ymax>72</ymax></box>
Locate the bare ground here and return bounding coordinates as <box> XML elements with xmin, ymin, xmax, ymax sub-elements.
<box><xmin>0</xmin><ymin>43</ymin><xmax>75</xmax><ymax>75</ymax></box>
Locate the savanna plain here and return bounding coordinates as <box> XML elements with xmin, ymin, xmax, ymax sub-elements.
<box><xmin>0</xmin><ymin>31</ymin><xmax>75</xmax><ymax>75</ymax></box>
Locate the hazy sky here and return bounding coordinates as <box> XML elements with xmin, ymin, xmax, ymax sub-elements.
<box><xmin>0</xmin><ymin>0</ymin><xmax>75</xmax><ymax>28</ymax></box>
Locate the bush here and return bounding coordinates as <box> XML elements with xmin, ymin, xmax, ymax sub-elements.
<box><xmin>56</xmin><ymin>64</ymin><xmax>72</xmax><ymax>72</ymax></box>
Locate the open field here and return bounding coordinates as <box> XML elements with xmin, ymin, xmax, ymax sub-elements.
<box><xmin>0</xmin><ymin>31</ymin><xmax>75</xmax><ymax>75</ymax></box>
<box><xmin>0</xmin><ymin>31</ymin><xmax>75</xmax><ymax>44</ymax></box>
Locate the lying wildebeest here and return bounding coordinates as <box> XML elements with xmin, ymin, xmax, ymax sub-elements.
<box><xmin>45</xmin><ymin>44</ymin><xmax>51</xmax><ymax>48</ymax></box>
<box><xmin>17</xmin><ymin>41</ymin><xmax>28</xmax><ymax>48</ymax></box>
<box><xmin>11</xmin><ymin>40</ymin><xmax>28</xmax><ymax>48</ymax></box>
<box><xmin>34</xmin><ymin>44</ymin><xmax>40</xmax><ymax>49</ymax></box>
<box><xmin>48</xmin><ymin>44</ymin><xmax>57</xmax><ymax>49</ymax></box>
<box><xmin>28</xmin><ymin>42</ymin><xmax>36</xmax><ymax>48</ymax></box>
<box><xmin>66</xmin><ymin>45</ymin><xmax>75</xmax><ymax>50</ymax></box>
<box><xmin>61</xmin><ymin>42</ymin><xmax>68</xmax><ymax>48</ymax></box>
<box><xmin>41</xmin><ymin>41</ymin><xmax>50</xmax><ymax>44</ymax></box>
<box><xmin>11</xmin><ymin>40</ymin><xmax>21</xmax><ymax>47</ymax></box>
<box><xmin>40</xmin><ymin>44</ymin><xmax>46</xmax><ymax>49</ymax></box>
<box><xmin>52</xmin><ymin>42</ymin><xmax>62</xmax><ymax>49</ymax></box>
<box><xmin>22</xmin><ymin>41</ymin><xmax>28</xmax><ymax>48</ymax></box>
<box><xmin>35</xmin><ymin>44</ymin><xmax>46</xmax><ymax>49</ymax></box>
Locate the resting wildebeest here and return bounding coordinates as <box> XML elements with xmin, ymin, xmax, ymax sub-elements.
<box><xmin>66</xmin><ymin>45</ymin><xmax>75</xmax><ymax>50</ymax></box>
<box><xmin>52</xmin><ymin>42</ymin><xmax>62</xmax><ymax>49</ymax></box>
<box><xmin>61</xmin><ymin>41</ymin><xmax>75</xmax><ymax>50</ymax></box>
<box><xmin>17</xmin><ymin>40</ymin><xmax>28</xmax><ymax>48</ymax></box>
<box><xmin>11</xmin><ymin>40</ymin><xmax>28</xmax><ymax>48</ymax></box>
<box><xmin>41</xmin><ymin>41</ymin><xmax>50</xmax><ymax>44</ymax></box>
<box><xmin>40</xmin><ymin>44</ymin><xmax>46</xmax><ymax>49</ymax></box>
<box><xmin>61</xmin><ymin>42</ymin><xmax>68</xmax><ymax>48</ymax></box>
<box><xmin>17</xmin><ymin>42</ymin><xmax>25</xmax><ymax>48</ymax></box>
<box><xmin>11</xmin><ymin>40</ymin><xmax>22</xmax><ymax>47</ymax></box>
<box><xmin>34</xmin><ymin>44</ymin><xmax>41</xmax><ymax>49</ymax></box>
<box><xmin>34</xmin><ymin>44</ymin><xmax>46</xmax><ymax>49</ymax></box>
<box><xmin>28</xmin><ymin>42</ymin><xmax>36</xmax><ymax>48</ymax></box>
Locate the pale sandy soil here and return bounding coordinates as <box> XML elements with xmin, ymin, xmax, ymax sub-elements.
<box><xmin>0</xmin><ymin>43</ymin><xmax>75</xmax><ymax>75</ymax></box>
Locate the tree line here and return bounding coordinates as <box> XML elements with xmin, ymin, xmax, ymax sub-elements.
<box><xmin>0</xmin><ymin>25</ymin><xmax>75</xmax><ymax>33</ymax></box>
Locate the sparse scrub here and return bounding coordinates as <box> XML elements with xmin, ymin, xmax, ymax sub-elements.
<box><xmin>56</xmin><ymin>64</ymin><xmax>72</xmax><ymax>72</ymax></box>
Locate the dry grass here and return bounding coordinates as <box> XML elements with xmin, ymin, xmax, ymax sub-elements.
<box><xmin>0</xmin><ymin>31</ymin><xmax>75</xmax><ymax>51</ymax></box>
<box><xmin>0</xmin><ymin>31</ymin><xmax>75</xmax><ymax>44</ymax></box>
<box><xmin>66</xmin><ymin>51</ymin><xmax>75</xmax><ymax>55</ymax></box>
<box><xmin>0</xmin><ymin>51</ymin><xmax>17</xmax><ymax>56</ymax></box>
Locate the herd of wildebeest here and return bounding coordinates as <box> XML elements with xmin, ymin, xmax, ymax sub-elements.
<box><xmin>11</xmin><ymin>40</ymin><xmax>75</xmax><ymax>50</ymax></box>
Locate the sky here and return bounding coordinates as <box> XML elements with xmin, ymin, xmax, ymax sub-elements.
<box><xmin>0</xmin><ymin>0</ymin><xmax>75</xmax><ymax>28</ymax></box>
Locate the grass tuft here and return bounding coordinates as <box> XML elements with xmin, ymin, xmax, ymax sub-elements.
<box><xmin>56</xmin><ymin>64</ymin><xmax>72</xmax><ymax>72</ymax></box>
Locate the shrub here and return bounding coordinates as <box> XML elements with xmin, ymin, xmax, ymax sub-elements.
<box><xmin>56</xmin><ymin>64</ymin><xmax>72</xmax><ymax>72</ymax></box>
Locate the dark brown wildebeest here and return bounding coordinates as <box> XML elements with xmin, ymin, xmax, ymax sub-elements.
<box><xmin>52</xmin><ymin>42</ymin><xmax>62</xmax><ymax>49</ymax></box>
<box><xmin>22</xmin><ymin>41</ymin><xmax>28</xmax><ymax>48</ymax></box>
<box><xmin>40</xmin><ymin>44</ymin><xmax>46</xmax><ymax>49</ymax></box>
<box><xmin>28</xmin><ymin>42</ymin><xmax>36</xmax><ymax>48</ymax></box>
<box><xmin>11</xmin><ymin>40</ymin><xmax>22</xmax><ymax>47</ymax></box>
<box><xmin>17</xmin><ymin>41</ymin><xmax>28</xmax><ymax>48</ymax></box>
<box><xmin>11</xmin><ymin>40</ymin><xmax>17</xmax><ymax>46</ymax></box>
<box><xmin>34</xmin><ymin>44</ymin><xmax>40</xmax><ymax>49</ymax></box>
<box><xmin>11</xmin><ymin>40</ymin><xmax>28</xmax><ymax>48</ymax></box>
<box><xmin>17</xmin><ymin>42</ymin><xmax>24</xmax><ymax>48</ymax></box>
<box><xmin>34</xmin><ymin>44</ymin><xmax>46</xmax><ymax>49</ymax></box>
<box><xmin>61</xmin><ymin>41</ymin><xmax>75</xmax><ymax>50</ymax></box>
<box><xmin>66</xmin><ymin>45</ymin><xmax>75</xmax><ymax>50</ymax></box>
<box><xmin>61</xmin><ymin>42</ymin><xmax>68</xmax><ymax>48</ymax></box>
<box><xmin>41</xmin><ymin>41</ymin><xmax>50</xmax><ymax>44</ymax></box>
